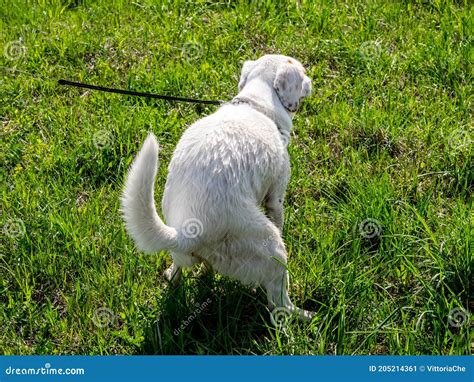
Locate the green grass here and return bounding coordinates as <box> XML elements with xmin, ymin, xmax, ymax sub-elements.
<box><xmin>1</xmin><ymin>0</ymin><xmax>472</xmax><ymax>355</ymax></box>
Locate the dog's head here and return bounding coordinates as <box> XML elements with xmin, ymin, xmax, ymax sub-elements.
<box><xmin>238</xmin><ymin>54</ymin><xmax>312</xmax><ymax>113</ymax></box>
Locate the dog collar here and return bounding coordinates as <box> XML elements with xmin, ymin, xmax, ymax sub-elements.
<box><xmin>230</xmin><ymin>96</ymin><xmax>290</xmax><ymax>144</ymax></box>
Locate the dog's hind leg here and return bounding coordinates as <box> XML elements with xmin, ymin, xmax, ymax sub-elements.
<box><xmin>261</xmin><ymin>230</ymin><xmax>315</xmax><ymax>322</ymax></box>
<box><xmin>164</xmin><ymin>251</ymin><xmax>203</xmax><ymax>287</ymax></box>
<box><xmin>208</xmin><ymin>214</ymin><xmax>314</xmax><ymax>323</ymax></box>
<box><xmin>164</xmin><ymin>262</ymin><xmax>182</xmax><ymax>287</ymax></box>
<box><xmin>265</xmin><ymin>266</ymin><xmax>314</xmax><ymax>322</ymax></box>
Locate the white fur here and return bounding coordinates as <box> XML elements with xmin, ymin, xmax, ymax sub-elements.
<box><xmin>121</xmin><ymin>55</ymin><xmax>314</xmax><ymax>321</ymax></box>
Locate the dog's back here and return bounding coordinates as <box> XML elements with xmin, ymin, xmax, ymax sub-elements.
<box><xmin>161</xmin><ymin>103</ymin><xmax>286</xmax><ymax>245</ymax></box>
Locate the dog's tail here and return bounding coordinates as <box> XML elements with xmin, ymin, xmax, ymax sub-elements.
<box><xmin>121</xmin><ymin>133</ymin><xmax>184</xmax><ymax>254</ymax></box>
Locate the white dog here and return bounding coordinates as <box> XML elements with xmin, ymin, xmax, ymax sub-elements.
<box><xmin>121</xmin><ymin>54</ymin><xmax>314</xmax><ymax>321</ymax></box>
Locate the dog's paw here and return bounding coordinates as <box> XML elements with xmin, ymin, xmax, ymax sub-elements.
<box><xmin>164</xmin><ymin>264</ymin><xmax>182</xmax><ymax>288</ymax></box>
<box><xmin>296</xmin><ymin>308</ymin><xmax>315</xmax><ymax>322</ymax></box>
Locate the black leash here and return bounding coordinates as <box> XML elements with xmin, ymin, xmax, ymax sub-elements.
<box><xmin>58</xmin><ymin>79</ymin><xmax>222</xmax><ymax>105</ymax></box>
<box><xmin>1</xmin><ymin>67</ymin><xmax>223</xmax><ymax>106</ymax></box>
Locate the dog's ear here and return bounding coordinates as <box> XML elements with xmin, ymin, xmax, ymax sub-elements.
<box><xmin>238</xmin><ymin>60</ymin><xmax>256</xmax><ymax>91</ymax></box>
<box><xmin>273</xmin><ymin>63</ymin><xmax>310</xmax><ymax>112</ymax></box>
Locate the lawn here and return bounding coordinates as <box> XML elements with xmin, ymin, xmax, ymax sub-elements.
<box><xmin>1</xmin><ymin>0</ymin><xmax>472</xmax><ymax>355</ymax></box>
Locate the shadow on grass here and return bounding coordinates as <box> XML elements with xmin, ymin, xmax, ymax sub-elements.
<box><xmin>140</xmin><ymin>272</ymin><xmax>273</xmax><ymax>354</ymax></box>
